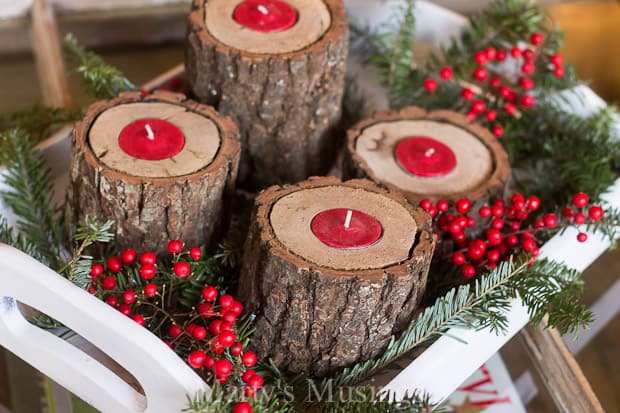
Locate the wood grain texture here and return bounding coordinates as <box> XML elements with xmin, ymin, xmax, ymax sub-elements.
<box><xmin>185</xmin><ymin>0</ymin><xmax>348</xmax><ymax>188</ymax></box>
<box><xmin>343</xmin><ymin>106</ymin><xmax>511</xmax><ymax>203</ymax></box>
<box><xmin>64</xmin><ymin>91</ymin><xmax>240</xmax><ymax>254</ymax></box>
<box><xmin>520</xmin><ymin>322</ymin><xmax>604</xmax><ymax>413</ymax></box>
<box><xmin>237</xmin><ymin>177</ymin><xmax>435</xmax><ymax>376</ymax></box>
<box><xmin>30</xmin><ymin>0</ymin><xmax>74</xmax><ymax>109</ymax></box>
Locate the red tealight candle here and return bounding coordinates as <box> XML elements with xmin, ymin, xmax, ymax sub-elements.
<box><xmin>118</xmin><ymin>118</ymin><xmax>185</xmax><ymax>161</ymax></box>
<box><xmin>233</xmin><ymin>0</ymin><xmax>298</xmax><ymax>33</ymax></box>
<box><xmin>395</xmin><ymin>136</ymin><xmax>457</xmax><ymax>178</ymax></box>
<box><xmin>311</xmin><ymin>208</ymin><xmax>383</xmax><ymax>249</ymax></box>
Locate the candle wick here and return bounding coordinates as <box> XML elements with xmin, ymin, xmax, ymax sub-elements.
<box><xmin>257</xmin><ymin>4</ymin><xmax>269</xmax><ymax>15</ymax></box>
<box><xmin>344</xmin><ymin>209</ymin><xmax>353</xmax><ymax>229</ymax></box>
<box><xmin>424</xmin><ymin>147</ymin><xmax>436</xmax><ymax>157</ymax></box>
<box><xmin>145</xmin><ymin>124</ymin><xmax>155</xmax><ymax>141</ymax></box>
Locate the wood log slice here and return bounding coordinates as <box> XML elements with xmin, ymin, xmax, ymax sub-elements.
<box><xmin>64</xmin><ymin>91</ymin><xmax>240</xmax><ymax>254</ymax></box>
<box><xmin>185</xmin><ymin>0</ymin><xmax>348</xmax><ymax>188</ymax></box>
<box><xmin>343</xmin><ymin>107</ymin><xmax>511</xmax><ymax>204</ymax></box>
<box><xmin>237</xmin><ymin>176</ymin><xmax>435</xmax><ymax>376</ymax></box>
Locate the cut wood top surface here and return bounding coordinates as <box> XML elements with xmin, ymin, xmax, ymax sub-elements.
<box><xmin>204</xmin><ymin>0</ymin><xmax>331</xmax><ymax>54</ymax></box>
<box><xmin>89</xmin><ymin>102</ymin><xmax>221</xmax><ymax>178</ymax></box>
<box><xmin>355</xmin><ymin>119</ymin><xmax>493</xmax><ymax>197</ymax></box>
<box><xmin>269</xmin><ymin>185</ymin><xmax>417</xmax><ymax>271</ymax></box>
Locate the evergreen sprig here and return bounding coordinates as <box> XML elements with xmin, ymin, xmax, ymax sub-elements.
<box><xmin>0</xmin><ymin>105</ymin><xmax>79</xmax><ymax>143</ymax></box>
<box><xmin>63</xmin><ymin>33</ymin><xmax>137</xmax><ymax>100</ymax></box>
<box><xmin>0</xmin><ymin>128</ymin><xmax>63</xmax><ymax>268</ymax></box>
<box><xmin>0</xmin><ymin>216</ymin><xmax>49</xmax><ymax>265</ymax></box>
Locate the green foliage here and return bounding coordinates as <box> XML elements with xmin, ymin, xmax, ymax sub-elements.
<box><xmin>184</xmin><ymin>386</ymin><xmax>291</xmax><ymax>413</ymax></box>
<box><xmin>0</xmin><ymin>128</ymin><xmax>63</xmax><ymax>268</ymax></box>
<box><xmin>0</xmin><ymin>216</ymin><xmax>49</xmax><ymax>265</ymax></box>
<box><xmin>0</xmin><ymin>105</ymin><xmax>79</xmax><ymax>144</ymax></box>
<box><xmin>63</xmin><ymin>33</ymin><xmax>137</xmax><ymax>100</ymax></box>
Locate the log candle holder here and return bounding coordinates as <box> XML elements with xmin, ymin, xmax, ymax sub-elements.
<box><xmin>343</xmin><ymin>107</ymin><xmax>511</xmax><ymax>203</ymax></box>
<box><xmin>65</xmin><ymin>91</ymin><xmax>240</xmax><ymax>254</ymax></box>
<box><xmin>185</xmin><ymin>0</ymin><xmax>348</xmax><ymax>188</ymax></box>
<box><xmin>238</xmin><ymin>176</ymin><xmax>435</xmax><ymax>376</ymax></box>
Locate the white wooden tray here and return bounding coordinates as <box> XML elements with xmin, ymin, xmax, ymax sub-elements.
<box><xmin>1</xmin><ymin>1</ymin><xmax>619</xmax><ymax>412</ymax></box>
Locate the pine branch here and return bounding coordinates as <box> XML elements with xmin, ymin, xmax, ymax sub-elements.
<box><xmin>0</xmin><ymin>216</ymin><xmax>49</xmax><ymax>265</ymax></box>
<box><xmin>62</xmin><ymin>33</ymin><xmax>137</xmax><ymax>100</ymax></box>
<box><xmin>0</xmin><ymin>105</ymin><xmax>79</xmax><ymax>143</ymax></box>
<box><xmin>0</xmin><ymin>128</ymin><xmax>63</xmax><ymax>268</ymax></box>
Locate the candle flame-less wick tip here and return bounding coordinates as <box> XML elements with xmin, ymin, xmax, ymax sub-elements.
<box><xmin>257</xmin><ymin>4</ymin><xmax>269</xmax><ymax>14</ymax></box>
<box><xmin>145</xmin><ymin>124</ymin><xmax>155</xmax><ymax>141</ymax></box>
<box><xmin>424</xmin><ymin>147</ymin><xmax>436</xmax><ymax>157</ymax></box>
<box><xmin>344</xmin><ymin>209</ymin><xmax>353</xmax><ymax>229</ymax></box>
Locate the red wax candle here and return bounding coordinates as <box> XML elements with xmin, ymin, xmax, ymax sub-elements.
<box><xmin>395</xmin><ymin>136</ymin><xmax>457</xmax><ymax>178</ymax></box>
<box><xmin>118</xmin><ymin>118</ymin><xmax>185</xmax><ymax>161</ymax></box>
<box><xmin>233</xmin><ymin>0</ymin><xmax>298</xmax><ymax>33</ymax></box>
<box><xmin>311</xmin><ymin>208</ymin><xmax>383</xmax><ymax>249</ymax></box>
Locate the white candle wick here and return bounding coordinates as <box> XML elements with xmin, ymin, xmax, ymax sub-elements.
<box><xmin>145</xmin><ymin>124</ymin><xmax>155</xmax><ymax>141</ymax></box>
<box><xmin>424</xmin><ymin>147</ymin><xmax>436</xmax><ymax>157</ymax></box>
<box><xmin>257</xmin><ymin>4</ymin><xmax>269</xmax><ymax>15</ymax></box>
<box><xmin>344</xmin><ymin>209</ymin><xmax>353</xmax><ymax>229</ymax></box>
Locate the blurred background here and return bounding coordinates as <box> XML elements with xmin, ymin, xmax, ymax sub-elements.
<box><xmin>0</xmin><ymin>1</ymin><xmax>619</xmax><ymax>412</ymax></box>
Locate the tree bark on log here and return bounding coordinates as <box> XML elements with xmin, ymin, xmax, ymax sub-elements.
<box><xmin>343</xmin><ymin>107</ymin><xmax>511</xmax><ymax>204</ymax></box>
<box><xmin>185</xmin><ymin>0</ymin><xmax>349</xmax><ymax>188</ymax></box>
<box><xmin>64</xmin><ymin>91</ymin><xmax>240</xmax><ymax>254</ymax></box>
<box><xmin>237</xmin><ymin>177</ymin><xmax>435</xmax><ymax>376</ymax></box>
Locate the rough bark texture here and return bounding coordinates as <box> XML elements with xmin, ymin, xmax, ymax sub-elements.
<box><xmin>237</xmin><ymin>177</ymin><xmax>435</xmax><ymax>376</ymax></box>
<box><xmin>185</xmin><ymin>0</ymin><xmax>349</xmax><ymax>188</ymax></box>
<box><xmin>343</xmin><ymin>107</ymin><xmax>512</xmax><ymax>203</ymax></box>
<box><xmin>64</xmin><ymin>91</ymin><xmax>240</xmax><ymax>254</ymax></box>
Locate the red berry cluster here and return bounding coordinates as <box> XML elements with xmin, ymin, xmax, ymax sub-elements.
<box><xmin>140</xmin><ymin>76</ymin><xmax>189</xmax><ymax>97</ymax></box>
<box><xmin>420</xmin><ymin>192</ymin><xmax>605</xmax><ymax>279</ymax></box>
<box><xmin>423</xmin><ymin>32</ymin><xmax>565</xmax><ymax>139</ymax></box>
<box><xmin>88</xmin><ymin>240</ymin><xmax>263</xmax><ymax>408</ymax></box>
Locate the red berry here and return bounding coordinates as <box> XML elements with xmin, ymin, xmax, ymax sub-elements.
<box><xmin>230</xmin><ymin>342</ymin><xmax>243</xmax><ymax>356</ymax></box>
<box><xmin>233</xmin><ymin>402</ymin><xmax>252</xmax><ymax>413</ymax></box>
<box><xmin>492</xmin><ymin>124</ymin><xmax>504</xmax><ymax>138</ymax></box>
<box><xmin>140</xmin><ymin>252</ymin><xmax>157</xmax><ymax>266</ymax></box>
<box><xmin>527</xmin><ymin>196</ymin><xmax>541</xmax><ymax>211</ymax></box>
<box><xmin>192</xmin><ymin>326</ymin><xmax>207</xmax><ymax>340</ymax></box>
<box><xmin>102</xmin><ymin>276</ymin><xmax>116</xmax><ymax>290</ymax></box>
<box><xmin>577</xmin><ymin>233</ymin><xmax>588</xmax><ymax>243</ymax></box>
<box><xmin>588</xmin><ymin>205</ymin><xmax>604</xmax><ymax>221</ymax></box>
<box><xmin>449</xmin><ymin>221</ymin><xmax>462</xmax><ymax>234</ymax></box>
<box><xmin>120</xmin><ymin>249</ymin><xmax>137</xmax><ymax>264</ymax></box>
<box><xmin>521</xmin><ymin>61</ymin><xmax>535</xmax><ymax>75</ymax></box>
<box><xmin>479</xmin><ymin>206</ymin><xmax>492</xmax><ymax>218</ymax></box>
<box><xmin>461</xmin><ymin>265</ymin><xmax>476</xmax><ymax>279</ymax></box>
<box><xmin>173</xmin><ymin>261</ymin><xmax>191</xmax><ymax>278</ymax></box>
<box><xmin>499</xmin><ymin>86</ymin><xmax>514</xmax><ymax>100</ymax></box>
<box><xmin>554</xmin><ymin>66</ymin><xmax>565</xmax><ymax>78</ymax></box>
<box><xmin>505</xmin><ymin>103</ymin><xmax>516</xmax><ymax>115</ymax></box>
<box><xmin>520</xmin><ymin>94</ymin><xmax>535</xmax><ymax>108</ymax></box>
<box><xmin>530</xmin><ymin>32</ymin><xmax>544</xmax><ymax>45</ymax></box>
<box><xmin>198</xmin><ymin>303</ymin><xmax>214</xmax><ymax>318</ymax></box>
<box><xmin>522</xmin><ymin>238</ymin><xmax>537</xmax><ymax>252</ymax></box>
<box><xmin>474</xmin><ymin>51</ymin><xmax>488</xmax><ymax>65</ymax></box>
<box><xmin>486</xmin><ymin>229</ymin><xmax>503</xmax><ymax>246</ymax></box>
<box><xmin>572</xmin><ymin>192</ymin><xmax>589</xmax><ymax>208</ymax></box>
<box><xmin>505</xmin><ymin>234</ymin><xmax>519</xmax><ymax>247</ymax></box>
<box><xmin>203</xmin><ymin>355</ymin><xmax>215</xmax><ymax>369</ymax></box>
<box><xmin>242</xmin><ymin>370</ymin><xmax>256</xmax><ymax>383</ymax></box>
<box><xmin>467</xmin><ymin>111</ymin><xmax>477</xmax><ymax>122</ymax></box>
<box><xmin>202</xmin><ymin>286</ymin><xmax>218</xmax><ymax>302</ymax></box>
<box><xmin>214</xmin><ymin>359</ymin><xmax>233</xmax><ymax>376</ymax></box>
<box><xmin>510</xmin><ymin>47</ymin><xmax>522</xmax><ymax>58</ymax></box>
<box><xmin>189</xmin><ymin>247</ymin><xmax>202</xmax><ymax>260</ymax></box>
<box><xmin>242</xmin><ymin>351</ymin><xmax>258</xmax><ymax>367</ymax></box>
<box><xmin>186</xmin><ymin>323</ymin><xmax>197</xmax><ymax>335</ymax></box>
<box><xmin>105</xmin><ymin>295</ymin><xmax>118</xmax><ymax>307</ymax></box>
<box><xmin>436</xmin><ymin>200</ymin><xmax>449</xmax><ymax>212</ymax></box>
<box><xmin>473</xmin><ymin>67</ymin><xmax>488</xmax><ymax>82</ymax></box>
<box><xmin>88</xmin><ymin>286</ymin><xmax>97</xmax><ymax>294</ymax></box>
<box><xmin>122</xmin><ymin>289</ymin><xmax>136</xmax><ymax>304</ymax></box>
<box><xmin>472</xmin><ymin>100</ymin><xmax>486</xmax><ymax>114</ymax></box>
<box><xmin>229</xmin><ymin>301</ymin><xmax>244</xmax><ymax>316</ymax></box>
<box><xmin>452</xmin><ymin>252</ymin><xmax>466</xmax><ymax>266</ymax></box>
<box><xmin>118</xmin><ymin>304</ymin><xmax>132</xmax><ymax>316</ymax></box>
<box><xmin>219</xmin><ymin>331</ymin><xmax>236</xmax><ymax>347</ymax></box>
<box><xmin>486</xmin><ymin>110</ymin><xmax>497</xmax><ymax>122</ymax></box>
<box><xmin>522</xmin><ymin>49</ymin><xmax>535</xmax><ymax>61</ymax></box>
<box><xmin>550</xmin><ymin>54</ymin><xmax>564</xmax><ymax>66</ymax></box>
<box><xmin>169</xmin><ymin>325</ymin><xmax>183</xmax><ymax>338</ymax></box>
<box><xmin>487</xmin><ymin>249</ymin><xmax>500</xmax><ymax>262</ymax></box>
<box><xmin>492</xmin><ymin>205</ymin><xmax>505</xmax><ymax>218</ymax></box>
<box><xmin>144</xmin><ymin>283</ymin><xmax>157</xmax><ymax>297</ymax></box>
<box><xmin>107</xmin><ymin>257</ymin><xmax>122</xmax><ymax>273</ymax></box>
<box><xmin>167</xmin><ymin>240</ymin><xmax>183</xmax><ymax>254</ymax></box>
<box><xmin>219</xmin><ymin>294</ymin><xmax>234</xmax><ymax>309</ymax></box>
<box><xmin>511</xmin><ymin>193</ymin><xmax>525</xmax><ymax>207</ymax></box>
<box><xmin>209</xmin><ymin>319</ymin><xmax>223</xmax><ymax>335</ymax></box>
<box><xmin>468</xmin><ymin>245</ymin><xmax>485</xmax><ymax>260</ymax></box>
<box><xmin>220</xmin><ymin>321</ymin><xmax>234</xmax><ymax>332</ymax></box>
<box><xmin>456</xmin><ymin>198</ymin><xmax>471</xmax><ymax>214</ymax></box>
<box><xmin>491</xmin><ymin>218</ymin><xmax>505</xmax><ymax>229</ymax></box>
<box><xmin>424</xmin><ymin>78</ymin><xmax>438</xmax><ymax>92</ymax></box>
<box><xmin>490</xmin><ymin>77</ymin><xmax>502</xmax><ymax>88</ymax></box>
<box><xmin>497</xmin><ymin>49</ymin><xmax>507</xmax><ymax>61</ymax></box>
<box><xmin>139</xmin><ymin>264</ymin><xmax>156</xmax><ymax>280</ymax></box>
<box><xmin>132</xmin><ymin>314</ymin><xmax>144</xmax><ymax>325</ymax></box>
<box><xmin>485</xmin><ymin>47</ymin><xmax>497</xmax><ymax>60</ymax></box>
<box><xmin>188</xmin><ymin>350</ymin><xmax>206</xmax><ymax>369</ymax></box>
<box><xmin>519</xmin><ymin>77</ymin><xmax>534</xmax><ymax>90</ymax></box>
<box><xmin>90</xmin><ymin>263</ymin><xmax>104</xmax><ymax>277</ymax></box>
<box><xmin>420</xmin><ymin>199</ymin><xmax>433</xmax><ymax>211</ymax></box>
<box><xmin>247</xmin><ymin>374</ymin><xmax>264</xmax><ymax>391</ymax></box>
<box><xmin>562</xmin><ymin>207</ymin><xmax>574</xmax><ymax>219</ymax></box>
<box><xmin>440</xmin><ymin>66</ymin><xmax>453</xmax><ymax>80</ymax></box>
<box><xmin>574</xmin><ymin>213</ymin><xmax>587</xmax><ymax>225</ymax></box>
<box><xmin>543</xmin><ymin>213</ymin><xmax>558</xmax><ymax>228</ymax></box>
<box><xmin>461</xmin><ymin>88</ymin><xmax>475</xmax><ymax>100</ymax></box>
